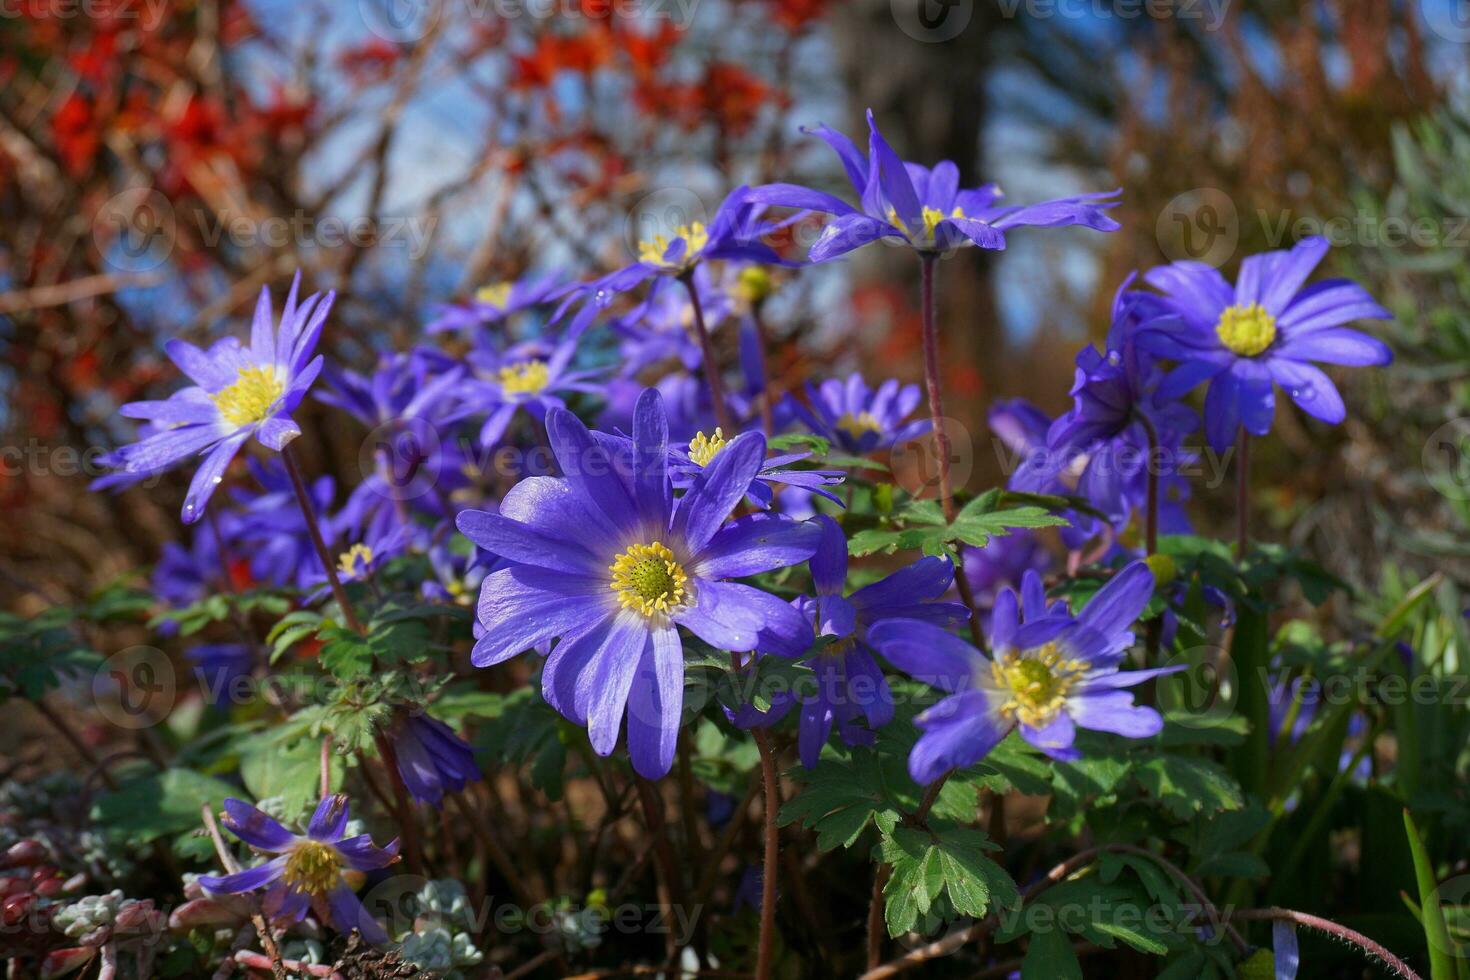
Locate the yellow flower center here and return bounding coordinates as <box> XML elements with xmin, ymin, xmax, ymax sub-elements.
<box><xmin>212</xmin><ymin>366</ymin><xmax>285</xmax><ymax>427</ymax></box>
<box><xmin>687</xmin><ymin>428</ymin><xmax>727</xmax><ymax>467</ymax></box>
<box><xmin>992</xmin><ymin>642</ymin><xmax>1089</xmax><ymax>729</ymax></box>
<box><xmin>497</xmin><ymin>359</ymin><xmax>550</xmax><ymax>396</ymax></box>
<box><xmin>609</xmin><ymin>542</ymin><xmax>689</xmax><ymax>618</ymax></box>
<box><xmin>475</xmin><ymin>282</ymin><xmax>512</xmax><ymax>307</ymax></box>
<box><xmin>887</xmin><ymin>206</ymin><xmax>966</xmax><ymax>241</ymax></box>
<box><xmin>337</xmin><ymin>543</ymin><xmax>374</xmax><ymax>579</ymax></box>
<box><xmin>1215</xmin><ymin>302</ymin><xmax>1277</xmax><ymax>357</ymax></box>
<box><xmin>731</xmin><ymin>266</ymin><xmax>772</xmax><ymax>305</ymax></box>
<box><xmin>638</xmin><ymin>222</ymin><xmax>709</xmax><ymax>269</ymax></box>
<box><xmin>835</xmin><ymin>411</ymin><xmax>882</xmax><ymax>441</ymax></box>
<box><xmin>282</xmin><ymin>840</ymin><xmax>344</xmax><ymax>896</ymax></box>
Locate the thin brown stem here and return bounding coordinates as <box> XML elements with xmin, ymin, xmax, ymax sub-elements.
<box><xmin>753</xmin><ymin>728</ymin><xmax>781</xmax><ymax>980</ymax></box>
<box><xmin>1228</xmin><ymin>908</ymin><xmax>1421</xmax><ymax>980</ymax></box>
<box><xmin>201</xmin><ymin>804</ymin><xmax>287</xmax><ymax>980</ymax></box>
<box><xmin>373</xmin><ymin>734</ymin><xmax>424</xmax><ymax>875</ymax></box>
<box><xmin>918</xmin><ymin>253</ymin><xmax>956</xmax><ymax>522</ymax></box>
<box><xmin>282</xmin><ymin>444</ymin><xmax>364</xmax><ymax>635</ymax></box>
<box><xmin>32</xmin><ymin>698</ymin><xmax>115</xmax><ymax>789</ymax></box>
<box><xmin>681</xmin><ymin>272</ymin><xmax>735</xmax><ymax>434</ymax></box>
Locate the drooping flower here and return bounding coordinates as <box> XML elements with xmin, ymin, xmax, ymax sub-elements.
<box><xmin>113</xmin><ymin>273</ymin><xmax>332</xmax><ymax>523</ymax></box>
<box><xmin>748</xmin><ymin>109</ymin><xmax>1119</xmax><ymax>260</ymax></box>
<box><xmin>455</xmin><ymin>388</ymin><xmax>820</xmax><ymax>779</ymax></box>
<box><xmin>869</xmin><ymin>563</ymin><xmax>1177</xmax><ymax>782</ymax></box>
<box><xmin>783</xmin><ymin>374</ymin><xmax>929</xmax><ymax>455</ymax></box>
<box><xmin>387</xmin><ymin>711</ymin><xmax>482</xmax><ymax>807</ymax></box>
<box><xmin>424</xmin><ymin>271</ymin><xmax>564</xmax><ymax>336</ymax></box>
<box><xmin>199</xmin><ymin>796</ymin><xmax>399</xmax><ymax>944</ymax></box>
<box><xmin>734</xmin><ymin>516</ymin><xmax>969</xmax><ymax>767</ymax></box>
<box><xmin>1137</xmin><ymin>236</ymin><xmax>1393</xmax><ymax>450</ymax></box>
<box><xmin>186</xmin><ymin>643</ymin><xmax>254</xmax><ymax>708</ymax></box>
<box><xmin>1045</xmin><ymin>280</ymin><xmax>1201</xmax><ymax>543</ymax></box>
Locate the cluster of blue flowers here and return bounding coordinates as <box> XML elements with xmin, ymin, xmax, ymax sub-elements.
<box><xmin>98</xmin><ymin>110</ymin><xmax>1392</xmax><ymax>949</ymax></box>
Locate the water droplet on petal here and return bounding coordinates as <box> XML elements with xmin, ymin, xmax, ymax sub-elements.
<box><xmin>1297</xmin><ymin>386</ymin><xmax>1315</xmax><ymax>402</ymax></box>
<box><xmin>594</xmin><ymin>289</ymin><xmax>610</xmax><ymax>306</ymax></box>
<box><xmin>1106</xmin><ymin>350</ymin><xmax>1123</xmax><ymax>366</ymax></box>
<box><xmin>212</xmin><ymin>476</ymin><xmax>223</xmax><ymax>484</ymax></box>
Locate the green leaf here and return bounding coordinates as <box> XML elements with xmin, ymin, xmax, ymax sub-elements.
<box><xmin>779</xmin><ymin>754</ymin><xmax>903</xmax><ymax>851</ymax></box>
<box><xmin>1405</xmin><ymin>809</ymin><xmax>1459</xmax><ymax>980</ymax></box>
<box><xmin>879</xmin><ymin>824</ymin><xmax>1017</xmax><ymax>937</ymax></box>
<box><xmin>91</xmin><ymin>768</ymin><xmax>239</xmax><ymax>845</ymax></box>
<box><xmin>1022</xmin><ymin>926</ymin><xmax>1082</xmax><ymax>980</ymax></box>
<box><xmin>1135</xmin><ymin>755</ymin><xmax>1243</xmax><ymax>820</ymax></box>
<box><xmin>240</xmin><ymin>734</ymin><xmax>338</xmax><ymax>817</ymax></box>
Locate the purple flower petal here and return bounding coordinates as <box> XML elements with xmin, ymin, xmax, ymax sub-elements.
<box><xmin>693</xmin><ymin>513</ymin><xmax>821</xmax><ymax>580</ymax></box>
<box><xmin>1066</xmin><ymin>689</ymin><xmax>1164</xmax><ymax>738</ymax></box>
<box><xmin>867</xmin><ymin>618</ymin><xmax>980</xmax><ymax>693</ymax></box>
<box><xmin>221</xmin><ymin>799</ymin><xmax>296</xmax><ymax>852</ymax></box>
<box><xmin>624</xmin><ymin>625</ymin><xmax>683</xmax><ymax>779</ymax></box>
<box><xmin>909</xmin><ymin>691</ymin><xmax>1010</xmax><ymax>784</ymax></box>
<box><xmin>676</xmin><ymin>580</ymin><xmax>812</xmax><ymax>655</ymax></box>
<box><xmin>585</xmin><ymin>617</ymin><xmax>651</xmax><ymax>756</ymax></box>
<box><xmin>469</xmin><ymin>566</ymin><xmax>611</xmax><ymax>667</ymax></box>
<box><xmin>199</xmin><ymin>856</ymin><xmax>286</xmax><ymax>895</ymax></box>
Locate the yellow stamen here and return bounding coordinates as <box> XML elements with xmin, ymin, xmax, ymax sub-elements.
<box><xmin>992</xmin><ymin>642</ymin><xmax>1089</xmax><ymax>729</ymax></box>
<box><xmin>1215</xmin><ymin>302</ymin><xmax>1277</xmax><ymax>357</ymax></box>
<box><xmin>212</xmin><ymin>366</ymin><xmax>285</xmax><ymax>427</ymax></box>
<box><xmin>835</xmin><ymin>411</ymin><xmax>882</xmax><ymax>441</ymax></box>
<box><xmin>337</xmin><ymin>543</ymin><xmax>374</xmax><ymax>579</ymax></box>
<box><xmin>731</xmin><ymin>266</ymin><xmax>772</xmax><ymax>305</ymax></box>
<box><xmin>921</xmin><ymin>206</ymin><xmax>966</xmax><ymax>238</ymax></box>
<box><xmin>282</xmin><ymin>840</ymin><xmax>344</xmax><ymax>897</ymax></box>
<box><xmin>497</xmin><ymin>359</ymin><xmax>550</xmax><ymax>396</ymax></box>
<box><xmin>687</xmin><ymin>429</ymin><xmax>727</xmax><ymax>467</ymax></box>
<box><xmin>609</xmin><ymin>542</ymin><xmax>689</xmax><ymax>619</ymax></box>
<box><xmin>638</xmin><ymin>222</ymin><xmax>709</xmax><ymax>269</ymax></box>
<box><xmin>475</xmin><ymin>282</ymin><xmax>512</xmax><ymax>307</ymax></box>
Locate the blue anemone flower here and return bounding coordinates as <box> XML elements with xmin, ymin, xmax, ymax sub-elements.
<box><xmin>665</xmin><ymin>427</ymin><xmax>845</xmax><ymax>510</ymax></box>
<box><xmin>199</xmin><ymin>795</ymin><xmax>399</xmax><ymax>944</ymax></box>
<box><xmin>1137</xmin><ymin>236</ymin><xmax>1393</xmax><ymax>450</ymax></box>
<box><xmin>424</xmin><ymin>271</ymin><xmax>564</xmax><ymax>335</ymax></box>
<box><xmin>228</xmin><ymin>458</ymin><xmax>331</xmax><ymax>590</ymax></box>
<box><xmin>462</xmin><ymin>335</ymin><xmax>605</xmax><ymax>448</ymax></box>
<box><xmin>734</xmin><ymin>516</ymin><xmax>969</xmax><ymax>767</ymax></box>
<box><xmin>869</xmin><ymin>563</ymin><xmax>1177</xmax><ymax>782</ymax></box>
<box><xmin>748</xmin><ymin>109</ymin><xmax>1119</xmax><ymax>260</ymax></box>
<box><xmin>783</xmin><ymin>373</ymin><xmax>929</xmax><ymax>455</ymax></box>
<box><xmin>552</xmin><ymin>188</ymin><xmax>790</xmax><ymax>342</ymax></box>
<box><xmin>114</xmin><ymin>272</ymin><xmax>332</xmax><ymax>523</ymax></box>
<box><xmin>455</xmin><ymin>388</ymin><xmax>821</xmax><ymax>779</ymax></box>
<box><xmin>388</xmin><ymin>711</ymin><xmax>482</xmax><ymax>807</ymax></box>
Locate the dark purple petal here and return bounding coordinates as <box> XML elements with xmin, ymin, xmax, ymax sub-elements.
<box><xmin>809</xmin><ymin>517</ymin><xmax>850</xmax><ymax>597</ymax></box>
<box><xmin>674</xmin><ymin>431</ymin><xmax>766</xmax><ymax>555</ymax></box>
<box><xmin>866</xmin><ymin>619</ymin><xmax>979</xmax><ymax>693</ymax></box>
<box><xmin>307</xmin><ymin>795</ymin><xmax>349</xmax><ymax>841</ymax></box>
<box><xmin>255</xmin><ymin>415</ymin><xmax>301</xmax><ymax>451</ymax></box>
<box><xmin>221</xmin><ymin>799</ymin><xmax>296</xmax><ymax>852</ymax></box>
<box><xmin>802</xmin><ymin>123</ymin><xmax>869</xmax><ymax>195</ymax></box>
<box><xmin>866</xmin><ymin>109</ymin><xmax>923</xmax><ymax>231</ymax></box>
<box><xmin>850</xmin><ymin>555</ymin><xmax>955</xmax><ymax>610</ymax></box>
<box><xmin>909</xmin><ymin>691</ymin><xmax>1010</xmax><ymax>784</ymax></box>
<box><xmin>541</xmin><ymin>621</ymin><xmax>609</xmax><ymax>724</ymax></box>
<box><xmin>327</xmin><ymin>883</ymin><xmax>387</xmax><ymax>944</ymax></box>
<box><xmin>797</xmin><ymin>694</ymin><xmax>834</xmax><ymax>770</ymax></box>
<box><xmin>743</xmin><ymin>182</ymin><xmax>856</xmax><ymax>217</ymax></box>
<box><xmin>546</xmin><ymin>407</ymin><xmax>640</xmax><ymax>539</ymax></box>
<box><xmin>808</xmin><ymin>212</ymin><xmax>897</xmax><ymax>262</ymax></box>
<box><xmin>198</xmin><ymin>857</ymin><xmax>286</xmax><ymax>896</ymax></box>
<box><xmin>1076</xmin><ymin>561</ymin><xmax>1154</xmax><ymax>641</ymax></box>
<box><xmin>632</xmin><ymin>388</ymin><xmax>672</xmax><ymax>531</ymax></box>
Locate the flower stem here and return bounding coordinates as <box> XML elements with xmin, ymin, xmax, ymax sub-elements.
<box><xmin>918</xmin><ymin>253</ymin><xmax>957</xmax><ymax>523</ymax></box>
<box><xmin>680</xmin><ymin>272</ymin><xmax>735</xmax><ymax>434</ymax></box>
<box><xmin>750</xmin><ymin>300</ymin><xmax>776</xmax><ymax>437</ymax></box>
<box><xmin>753</xmin><ymin>727</ymin><xmax>781</xmax><ymax>980</ymax></box>
<box><xmin>1235</xmin><ymin>429</ymin><xmax>1251</xmax><ymax>561</ymax></box>
<box><xmin>917</xmin><ymin>253</ymin><xmax>986</xmax><ymax>648</ymax></box>
<box><xmin>1138</xmin><ymin>412</ymin><xmax>1163</xmax><ymax>667</ymax></box>
<box><xmin>1229</xmin><ymin>908</ymin><xmax>1421</xmax><ymax>980</ymax></box>
<box><xmin>373</xmin><ymin>734</ymin><xmax>425</xmax><ymax>875</ymax></box>
<box><xmin>282</xmin><ymin>444</ymin><xmax>363</xmax><ymax>636</ymax></box>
